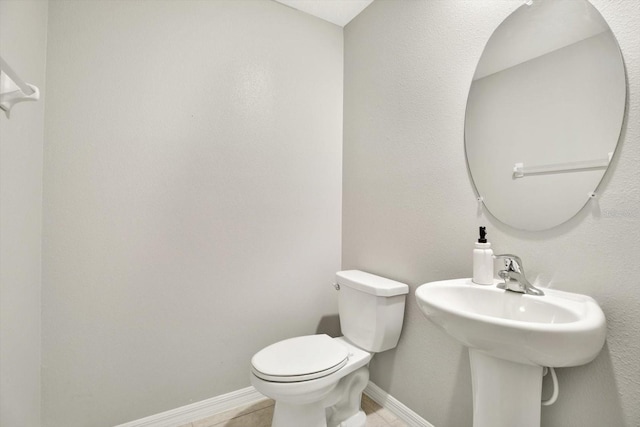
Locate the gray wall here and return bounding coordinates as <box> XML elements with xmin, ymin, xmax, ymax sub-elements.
<box><xmin>42</xmin><ymin>1</ymin><xmax>343</xmax><ymax>426</ymax></box>
<box><xmin>0</xmin><ymin>1</ymin><xmax>48</xmax><ymax>426</ymax></box>
<box><xmin>343</xmin><ymin>1</ymin><xmax>639</xmax><ymax>426</ymax></box>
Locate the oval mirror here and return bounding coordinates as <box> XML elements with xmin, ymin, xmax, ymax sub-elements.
<box><xmin>465</xmin><ymin>0</ymin><xmax>626</xmax><ymax>231</ymax></box>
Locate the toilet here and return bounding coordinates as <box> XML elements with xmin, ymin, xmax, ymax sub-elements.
<box><xmin>250</xmin><ymin>270</ymin><xmax>409</xmax><ymax>427</ymax></box>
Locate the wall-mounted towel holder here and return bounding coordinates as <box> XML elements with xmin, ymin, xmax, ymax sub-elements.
<box><xmin>513</xmin><ymin>152</ymin><xmax>613</xmax><ymax>179</ymax></box>
<box><xmin>0</xmin><ymin>55</ymin><xmax>40</xmax><ymax>117</ymax></box>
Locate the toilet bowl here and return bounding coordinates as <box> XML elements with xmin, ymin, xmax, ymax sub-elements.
<box><xmin>250</xmin><ymin>270</ymin><xmax>409</xmax><ymax>427</ymax></box>
<box><xmin>251</xmin><ymin>336</ymin><xmax>372</xmax><ymax>427</ymax></box>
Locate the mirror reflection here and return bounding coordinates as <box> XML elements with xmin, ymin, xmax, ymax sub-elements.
<box><xmin>465</xmin><ymin>0</ymin><xmax>626</xmax><ymax>231</ymax></box>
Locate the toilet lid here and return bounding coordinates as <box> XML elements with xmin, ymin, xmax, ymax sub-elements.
<box><xmin>251</xmin><ymin>334</ymin><xmax>349</xmax><ymax>383</ymax></box>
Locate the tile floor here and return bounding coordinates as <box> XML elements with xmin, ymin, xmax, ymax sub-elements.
<box><xmin>178</xmin><ymin>394</ymin><xmax>407</xmax><ymax>427</ymax></box>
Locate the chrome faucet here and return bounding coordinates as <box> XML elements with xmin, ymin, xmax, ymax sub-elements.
<box><xmin>493</xmin><ymin>254</ymin><xmax>544</xmax><ymax>296</ymax></box>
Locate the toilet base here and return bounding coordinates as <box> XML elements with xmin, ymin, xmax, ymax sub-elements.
<box><xmin>331</xmin><ymin>410</ymin><xmax>366</xmax><ymax>427</ymax></box>
<box><xmin>326</xmin><ymin>366</ymin><xmax>369</xmax><ymax>427</ymax></box>
<box><xmin>264</xmin><ymin>366</ymin><xmax>369</xmax><ymax>427</ymax></box>
<box><xmin>272</xmin><ymin>401</ymin><xmax>327</xmax><ymax>427</ymax></box>
<box><xmin>270</xmin><ymin>398</ymin><xmax>367</xmax><ymax>427</ymax></box>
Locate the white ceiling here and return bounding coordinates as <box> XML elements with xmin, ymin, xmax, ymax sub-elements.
<box><xmin>273</xmin><ymin>0</ymin><xmax>374</xmax><ymax>27</ymax></box>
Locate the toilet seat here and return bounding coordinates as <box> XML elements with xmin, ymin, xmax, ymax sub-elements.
<box><xmin>251</xmin><ymin>334</ymin><xmax>349</xmax><ymax>383</ymax></box>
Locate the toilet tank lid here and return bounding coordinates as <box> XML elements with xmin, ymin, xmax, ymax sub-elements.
<box><xmin>336</xmin><ymin>270</ymin><xmax>409</xmax><ymax>297</ymax></box>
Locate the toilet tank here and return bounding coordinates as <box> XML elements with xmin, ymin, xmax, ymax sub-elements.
<box><xmin>336</xmin><ymin>270</ymin><xmax>409</xmax><ymax>353</ymax></box>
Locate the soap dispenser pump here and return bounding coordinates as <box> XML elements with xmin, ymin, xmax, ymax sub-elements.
<box><xmin>473</xmin><ymin>226</ymin><xmax>494</xmax><ymax>285</ymax></box>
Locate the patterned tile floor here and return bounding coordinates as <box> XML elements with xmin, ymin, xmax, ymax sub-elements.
<box><xmin>178</xmin><ymin>393</ymin><xmax>407</xmax><ymax>427</ymax></box>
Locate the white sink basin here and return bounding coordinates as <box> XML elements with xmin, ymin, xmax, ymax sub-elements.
<box><xmin>415</xmin><ymin>278</ymin><xmax>606</xmax><ymax>367</ymax></box>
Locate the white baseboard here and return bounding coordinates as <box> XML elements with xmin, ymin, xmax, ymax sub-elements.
<box><xmin>115</xmin><ymin>381</ymin><xmax>433</xmax><ymax>427</ymax></box>
<box><xmin>113</xmin><ymin>386</ymin><xmax>267</xmax><ymax>427</ymax></box>
<box><xmin>365</xmin><ymin>381</ymin><xmax>434</xmax><ymax>427</ymax></box>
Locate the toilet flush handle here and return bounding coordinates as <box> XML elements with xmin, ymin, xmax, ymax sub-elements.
<box><xmin>333</xmin><ymin>283</ymin><xmax>340</xmax><ymax>291</ymax></box>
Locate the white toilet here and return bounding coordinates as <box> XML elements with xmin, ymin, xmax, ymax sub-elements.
<box><xmin>250</xmin><ymin>270</ymin><xmax>409</xmax><ymax>427</ymax></box>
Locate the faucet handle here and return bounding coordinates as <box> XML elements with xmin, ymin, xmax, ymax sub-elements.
<box><xmin>493</xmin><ymin>254</ymin><xmax>524</xmax><ymax>273</ymax></box>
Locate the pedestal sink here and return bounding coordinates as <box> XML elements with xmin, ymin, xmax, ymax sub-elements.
<box><xmin>416</xmin><ymin>278</ymin><xmax>606</xmax><ymax>427</ymax></box>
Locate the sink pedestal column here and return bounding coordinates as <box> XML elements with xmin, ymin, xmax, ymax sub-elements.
<box><xmin>469</xmin><ymin>349</ymin><xmax>543</xmax><ymax>427</ymax></box>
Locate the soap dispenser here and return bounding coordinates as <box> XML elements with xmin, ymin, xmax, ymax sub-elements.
<box><xmin>473</xmin><ymin>226</ymin><xmax>494</xmax><ymax>285</ymax></box>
